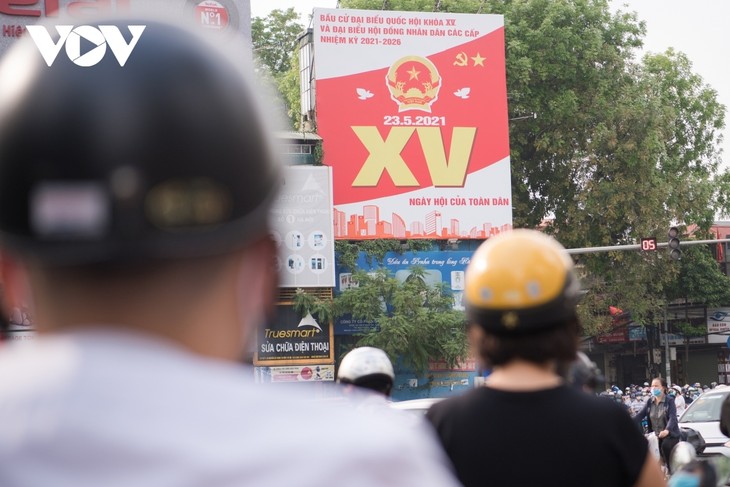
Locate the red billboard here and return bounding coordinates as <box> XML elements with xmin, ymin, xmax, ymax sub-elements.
<box><xmin>314</xmin><ymin>8</ymin><xmax>511</xmax><ymax>239</ymax></box>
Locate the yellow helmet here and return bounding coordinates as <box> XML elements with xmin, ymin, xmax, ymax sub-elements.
<box><xmin>465</xmin><ymin>229</ymin><xmax>581</xmax><ymax>333</ymax></box>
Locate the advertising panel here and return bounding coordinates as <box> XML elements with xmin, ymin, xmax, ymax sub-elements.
<box><xmin>708</xmin><ymin>308</ymin><xmax>730</xmax><ymax>344</ymax></box>
<box><xmin>628</xmin><ymin>326</ymin><xmax>647</xmax><ymax>341</ymax></box>
<box><xmin>596</xmin><ymin>329</ymin><xmax>628</xmax><ymax>344</ymax></box>
<box><xmin>254</xmin><ymin>364</ymin><xmax>335</xmax><ymax>383</ymax></box>
<box><xmin>271</xmin><ymin>166</ymin><xmax>335</xmax><ymax>288</ymax></box>
<box><xmin>392</xmin><ymin>357</ymin><xmax>478</xmax><ymax>400</ymax></box>
<box><xmin>254</xmin><ymin>304</ymin><xmax>334</xmax><ymax>366</ymax></box>
<box><xmin>0</xmin><ymin>0</ymin><xmax>251</xmax><ymax>57</ymax></box>
<box><xmin>314</xmin><ymin>8</ymin><xmax>511</xmax><ymax>239</ymax></box>
<box><xmin>660</xmin><ymin>333</ymin><xmax>706</xmax><ymax>346</ymax></box>
<box><xmin>335</xmin><ymin>250</ymin><xmax>471</xmax><ymax>335</ymax></box>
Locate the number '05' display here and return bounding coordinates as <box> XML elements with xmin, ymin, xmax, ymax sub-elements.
<box><xmin>640</xmin><ymin>237</ymin><xmax>657</xmax><ymax>252</ymax></box>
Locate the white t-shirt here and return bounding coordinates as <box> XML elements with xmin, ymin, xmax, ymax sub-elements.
<box><xmin>0</xmin><ymin>329</ymin><xmax>460</xmax><ymax>487</ymax></box>
<box><xmin>674</xmin><ymin>394</ymin><xmax>686</xmax><ymax>418</ymax></box>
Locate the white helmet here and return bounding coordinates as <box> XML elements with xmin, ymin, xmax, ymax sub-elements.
<box><xmin>338</xmin><ymin>347</ymin><xmax>395</xmax><ymax>384</ymax></box>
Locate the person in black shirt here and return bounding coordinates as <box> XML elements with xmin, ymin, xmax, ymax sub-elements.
<box><xmin>426</xmin><ymin>230</ymin><xmax>665</xmax><ymax>487</ymax></box>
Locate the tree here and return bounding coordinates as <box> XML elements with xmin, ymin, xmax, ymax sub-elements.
<box><xmin>252</xmin><ymin>8</ymin><xmax>303</xmax><ymax>78</ymax></box>
<box><xmin>334</xmin><ymin>267</ymin><xmax>468</xmax><ymax>373</ymax></box>
<box><xmin>252</xmin><ymin>8</ymin><xmax>304</xmax><ymax>128</ymax></box>
<box><xmin>292</xmin><ymin>261</ymin><xmax>468</xmax><ymax>374</ymax></box>
<box><xmin>339</xmin><ymin>0</ymin><xmax>727</xmax><ymax>337</ymax></box>
<box><xmin>665</xmin><ymin>243</ymin><xmax>730</xmax><ymax>377</ymax></box>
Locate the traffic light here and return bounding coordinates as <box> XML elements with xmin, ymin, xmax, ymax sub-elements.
<box><xmin>668</xmin><ymin>226</ymin><xmax>681</xmax><ymax>260</ymax></box>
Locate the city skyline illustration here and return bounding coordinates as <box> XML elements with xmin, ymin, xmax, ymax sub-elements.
<box><xmin>333</xmin><ymin>204</ymin><xmax>512</xmax><ymax>239</ymax></box>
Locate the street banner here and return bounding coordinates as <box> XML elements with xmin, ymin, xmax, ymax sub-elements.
<box><xmin>335</xmin><ymin>250</ymin><xmax>471</xmax><ymax>334</ymax></box>
<box><xmin>661</xmin><ymin>333</ymin><xmax>706</xmax><ymax>346</ymax></box>
<box><xmin>0</xmin><ymin>0</ymin><xmax>251</xmax><ymax>57</ymax></box>
<box><xmin>314</xmin><ymin>8</ymin><xmax>511</xmax><ymax>239</ymax></box>
<box><xmin>707</xmin><ymin>308</ymin><xmax>730</xmax><ymax>344</ymax></box>
<box><xmin>596</xmin><ymin>329</ymin><xmax>628</xmax><ymax>344</ymax></box>
<box><xmin>254</xmin><ymin>305</ymin><xmax>334</xmax><ymax>366</ymax></box>
<box><xmin>254</xmin><ymin>364</ymin><xmax>335</xmax><ymax>383</ymax></box>
<box><xmin>271</xmin><ymin>166</ymin><xmax>336</xmax><ymax>287</ymax></box>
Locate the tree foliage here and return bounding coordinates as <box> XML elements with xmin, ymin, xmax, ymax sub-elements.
<box><xmin>293</xmin><ymin>254</ymin><xmax>467</xmax><ymax>374</ymax></box>
<box><xmin>666</xmin><ymin>244</ymin><xmax>730</xmax><ymax>308</ymax></box>
<box><xmin>338</xmin><ymin>0</ymin><xmax>728</xmax><ymax>337</ymax></box>
<box><xmin>335</xmin><ymin>239</ymin><xmax>435</xmax><ymax>271</ymax></box>
<box><xmin>252</xmin><ymin>8</ymin><xmax>303</xmax><ymax>78</ymax></box>
<box><xmin>333</xmin><ymin>267</ymin><xmax>468</xmax><ymax>372</ymax></box>
<box><xmin>252</xmin><ymin>8</ymin><xmax>304</xmax><ymax>128</ymax></box>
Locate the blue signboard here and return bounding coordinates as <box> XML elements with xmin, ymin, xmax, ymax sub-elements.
<box><xmin>628</xmin><ymin>326</ymin><xmax>647</xmax><ymax>341</ymax></box>
<box><xmin>335</xmin><ymin>251</ymin><xmax>473</xmax><ymax>335</ymax></box>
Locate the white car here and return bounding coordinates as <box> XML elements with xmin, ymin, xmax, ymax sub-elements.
<box><xmin>679</xmin><ymin>387</ymin><xmax>730</xmax><ymax>457</ymax></box>
<box><xmin>390</xmin><ymin>397</ymin><xmax>444</xmax><ymax>415</ymax></box>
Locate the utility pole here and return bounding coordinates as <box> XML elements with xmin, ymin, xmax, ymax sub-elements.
<box><xmin>664</xmin><ymin>303</ymin><xmax>671</xmax><ymax>384</ymax></box>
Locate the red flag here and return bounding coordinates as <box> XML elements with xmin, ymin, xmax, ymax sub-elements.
<box><xmin>609</xmin><ymin>306</ymin><xmax>623</xmax><ymax>316</ymax></box>
<box><xmin>717</xmin><ymin>229</ymin><xmax>725</xmax><ymax>262</ymax></box>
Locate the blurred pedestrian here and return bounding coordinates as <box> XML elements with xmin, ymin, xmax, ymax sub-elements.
<box><xmin>425</xmin><ymin>230</ymin><xmax>664</xmax><ymax>487</ymax></box>
<box><xmin>671</xmin><ymin>385</ymin><xmax>686</xmax><ymax>418</ymax></box>
<box><xmin>0</xmin><ymin>16</ymin><xmax>460</xmax><ymax>487</ymax></box>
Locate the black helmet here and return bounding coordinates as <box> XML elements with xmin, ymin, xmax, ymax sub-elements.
<box><xmin>0</xmin><ymin>18</ymin><xmax>280</xmax><ymax>265</ymax></box>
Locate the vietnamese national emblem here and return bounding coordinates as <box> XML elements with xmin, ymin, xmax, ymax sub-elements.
<box><xmin>386</xmin><ymin>55</ymin><xmax>441</xmax><ymax>112</ymax></box>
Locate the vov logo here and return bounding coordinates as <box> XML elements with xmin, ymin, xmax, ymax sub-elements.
<box><xmin>26</xmin><ymin>25</ymin><xmax>146</xmax><ymax>67</ymax></box>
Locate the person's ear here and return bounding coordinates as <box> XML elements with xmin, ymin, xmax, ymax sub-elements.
<box><xmin>0</xmin><ymin>251</ymin><xmax>33</xmax><ymax>318</ymax></box>
<box><xmin>243</xmin><ymin>235</ymin><xmax>278</xmax><ymax>321</ymax></box>
<box><xmin>234</xmin><ymin>236</ymin><xmax>278</xmax><ymax>354</ymax></box>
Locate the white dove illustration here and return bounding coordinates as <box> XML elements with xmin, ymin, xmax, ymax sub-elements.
<box><xmin>356</xmin><ymin>88</ymin><xmax>374</xmax><ymax>100</ymax></box>
<box><xmin>454</xmin><ymin>87</ymin><xmax>470</xmax><ymax>99</ymax></box>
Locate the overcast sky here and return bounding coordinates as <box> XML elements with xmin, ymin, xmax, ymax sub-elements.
<box><xmin>251</xmin><ymin>0</ymin><xmax>729</xmax><ymax>167</ymax></box>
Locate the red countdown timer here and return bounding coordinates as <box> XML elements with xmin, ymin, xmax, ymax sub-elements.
<box><xmin>640</xmin><ymin>237</ymin><xmax>658</xmax><ymax>251</ymax></box>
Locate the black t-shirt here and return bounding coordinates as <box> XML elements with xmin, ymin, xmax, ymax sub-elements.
<box><xmin>426</xmin><ymin>384</ymin><xmax>647</xmax><ymax>487</ymax></box>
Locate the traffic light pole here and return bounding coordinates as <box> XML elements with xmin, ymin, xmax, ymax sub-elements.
<box><xmin>565</xmin><ymin>237</ymin><xmax>730</xmax><ymax>385</ymax></box>
<box><xmin>565</xmin><ymin>238</ymin><xmax>730</xmax><ymax>254</ymax></box>
<box><xmin>664</xmin><ymin>303</ymin><xmax>670</xmax><ymax>385</ymax></box>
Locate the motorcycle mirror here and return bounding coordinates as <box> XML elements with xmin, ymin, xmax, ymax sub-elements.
<box><xmin>670</xmin><ymin>441</ymin><xmax>697</xmax><ymax>474</ymax></box>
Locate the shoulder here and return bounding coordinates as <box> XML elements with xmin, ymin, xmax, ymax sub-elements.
<box><xmin>310</xmin><ymin>398</ymin><xmax>461</xmax><ymax>486</ymax></box>
<box><xmin>0</xmin><ymin>337</ymin><xmax>81</xmax><ymax>401</ymax></box>
<box><xmin>427</xmin><ymin>387</ymin><xmax>487</xmax><ymax>423</ymax></box>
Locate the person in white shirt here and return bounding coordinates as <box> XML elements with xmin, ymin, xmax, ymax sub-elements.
<box><xmin>672</xmin><ymin>385</ymin><xmax>687</xmax><ymax>418</ymax></box>
<box><xmin>0</xmin><ymin>17</ymin><xmax>460</xmax><ymax>487</ymax></box>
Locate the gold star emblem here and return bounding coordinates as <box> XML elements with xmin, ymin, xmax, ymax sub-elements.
<box><xmin>502</xmin><ymin>312</ymin><xmax>519</xmax><ymax>329</ymax></box>
<box><xmin>407</xmin><ymin>66</ymin><xmax>421</xmax><ymax>80</ymax></box>
<box><xmin>471</xmin><ymin>53</ymin><xmax>486</xmax><ymax>67</ymax></box>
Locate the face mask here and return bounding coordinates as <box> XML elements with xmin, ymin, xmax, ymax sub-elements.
<box><xmin>652</xmin><ymin>387</ymin><xmax>662</xmax><ymax>397</ymax></box>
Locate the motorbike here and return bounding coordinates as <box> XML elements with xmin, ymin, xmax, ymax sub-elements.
<box><xmin>669</xmin><ymin>441</ymin><xmax>730</xmax><ymax>487</ymax></box>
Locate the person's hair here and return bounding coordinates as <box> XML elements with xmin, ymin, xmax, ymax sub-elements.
<box><xmin>25</xmin><ymin>249</ymin><xmax>249</xmax><ymax>326</ymax></box>
<box><xmin>652</xmin><ymin>377</ymin><xmax>668</xmax><ymax>393</ymax></box>
<box><xmin>475</xmin><ymin>315</ymin><xmax>580</xmax><ymax>367</ymax></box>
<box><xmin>35</xmin><ymin>252</ymin><xmax>235</xmax><ymax>291</ymax></box>
<box><xmin>348</xmin><ymin>374</ymin><xmax>393</xmax><ymax>396</ymax></box>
